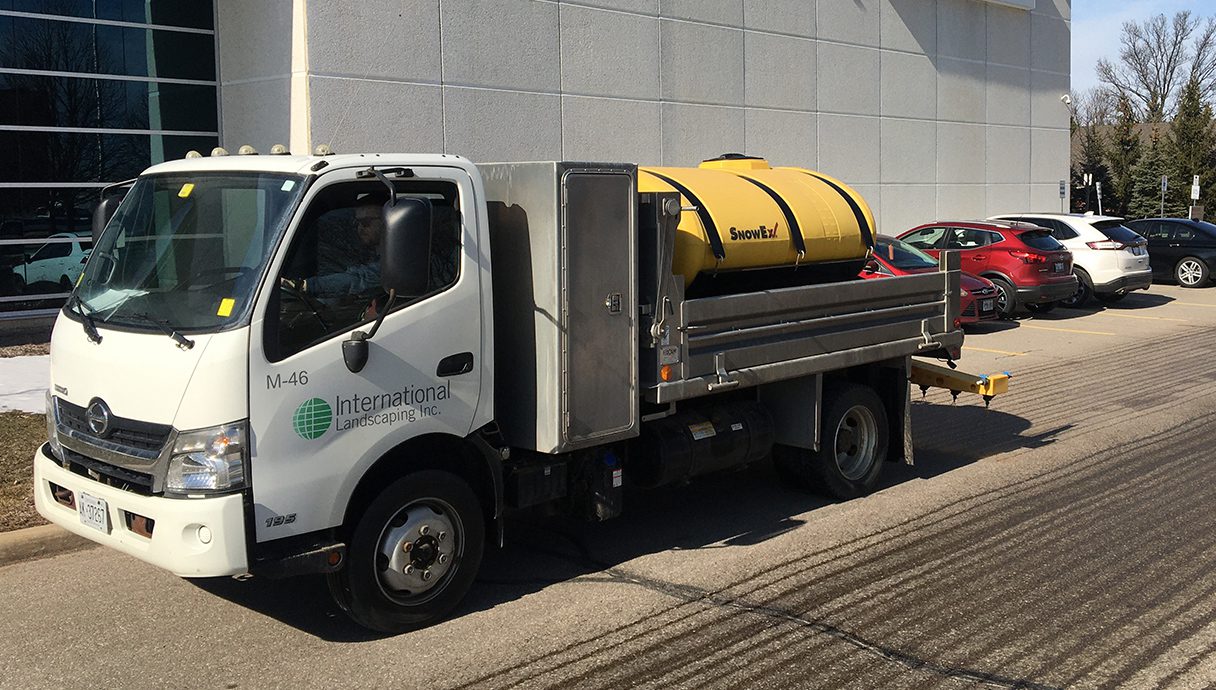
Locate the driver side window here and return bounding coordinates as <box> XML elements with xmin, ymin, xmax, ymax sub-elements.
<box><xmin>269</xmin><ymin>179</ymin><xmax>461</xmax><ymax>362</ymax></box>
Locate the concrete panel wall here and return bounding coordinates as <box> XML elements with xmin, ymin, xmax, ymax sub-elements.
<box><xmin>217</xmin><ymin>0</ymin><xmax>1071</xmax><ymax>235</ymax></box>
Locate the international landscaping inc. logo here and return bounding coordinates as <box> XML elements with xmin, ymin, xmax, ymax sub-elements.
<box><xmin>293</xmin><ymin>397</ymin><xmax>332</xmax><ymax>440</ymax></box>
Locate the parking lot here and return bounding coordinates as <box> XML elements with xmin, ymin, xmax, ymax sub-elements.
<box><xmin>3</xmin><ymin>283</ymin><xmax>1216</xmax><ymax>689</ymax></box>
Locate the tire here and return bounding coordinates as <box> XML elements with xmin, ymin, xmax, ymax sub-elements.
<box><xmin>58</xmin><ymin>275</ymin><xmax>72</xmax><ymax>291</ymax></box>
<box><xmin>1026</xmin><ymin>301</ymin><xmax>1056</xmax><ymax>314</ymax></box>
<box><xmin>1175</xmin><ymin>257</ymin><xmax>1209</xmax><ymax>287</ymax></box>
<box><xmin>1095</xmin><ymin>292</ymin><xmax>1126</xmax><ymax>304</ymax></box>
<box><xmin>328</xmin><ymin>470</ymin><xmax>485</xmax><ymax>633</ymax></box>
<box><xmin>988</xmin><ymin>277</ymin><xmax>1017</xmax><ymax>319</ymax></box>
<box><xmin>10</xmin><ymin>275</ymin><xmax>25</xmax><ymax>295</ymax></box>
<box><xmin>773</xmin><ymin>383</ymin><xmax>889</xmax><ymax>500</ymax></box>
<box><xmin>1060</xmin><ymin>269</ymin><xmax>1092</xmax><ymax>308</ymax></box>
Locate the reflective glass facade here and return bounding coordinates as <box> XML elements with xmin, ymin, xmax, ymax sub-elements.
<box><xmin>0</xmin><ymin>0</ymin><xmax>217</xmax><ymax>314</ymax></box>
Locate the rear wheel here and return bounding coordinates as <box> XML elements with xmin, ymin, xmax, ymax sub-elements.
<box><xmin>773</xmin><ymin>383</ymin><xmax>889</xmax><ymax>500</ymax></box>
<box><xmin>1175</xmin><ymin>257</ymin><xmax>1209</xmax><ymax>287</ymax></box>
<box><xmin>1026</xmin><ymin>301</ymin><xmax>1056</xmax><ymax>314</ymax></box>
<box><xmin>989</xmin><ymin>277</ymin><xmax>1017</xmax><ymax>319</ymax></box>
<box><xmin>328</xmin><ymin>470</ymin><xmax>485</xmax><ymax>633</ymax></box>
<box><xmin>1060</xmin><ymin>269</ymin><xmax>1092</xmax><ymax>308</ymax></box>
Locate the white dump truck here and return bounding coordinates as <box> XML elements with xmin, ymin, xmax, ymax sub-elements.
<box><xmin>33</xmin><ymin>149</ymin><xmax>1005</xmax><ymax>632</ymax></box>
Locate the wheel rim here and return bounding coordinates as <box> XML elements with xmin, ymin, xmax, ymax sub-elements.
<box><xmin>375</xmin><ymin>499</ymin><xmax>463</xmax><ymax>605</ymax></box>
<box><xmin>1062</xmin><ymin>279</ymin><xmax>1087</xmax><ymax>307</ymax></box>
<box><xmin>994</xmin><ymin>284</ymin><xmax>1010</xmax><ymax>313</ymax></box>
<box><xmin>1178</xmin><ymin>260</ymin><xmax>1204</xmax><ymax>286</ymax></box>
<box><xmin>834</xmin><ymin>404</ymin><xmax>879</xmax><ymax>481</ymax></box>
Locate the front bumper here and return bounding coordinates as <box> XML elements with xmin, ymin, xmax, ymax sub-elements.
<box><xmin>1016</xmin><ymin>277</ymin><xmax>1079</xmax><ymax>304</ymax></box>
<box><xmin>33</xmin><ymin>445</ymin><xmax>248</xmax><ymax>577</ymax></box>
<box><xmin>1093</xmin><ymin>270</ymin><xmax>1153</xmax><ymax>295</ymax></box>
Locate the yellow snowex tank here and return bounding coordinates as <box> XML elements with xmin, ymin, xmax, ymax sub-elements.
<box><xmin>639</xmin><ymin>154</ymin><xmax>875</xmax><ymax>287</ymax></box>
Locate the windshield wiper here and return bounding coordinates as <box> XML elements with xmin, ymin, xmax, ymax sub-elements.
<box><xmin>67</xmin><ymin>293</ymin><xmax>102</xmax><ymax>344</ymax></box>
<box><xmin>124</xmin><ymin>312</ymin><xmax>195</xmax><ymax>350</ymax></box>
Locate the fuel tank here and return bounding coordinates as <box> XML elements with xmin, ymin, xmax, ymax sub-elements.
<box><xmin>639</xmin><ymin>154</ymin><xmax>875</xmax><ymax>289</ymax></box>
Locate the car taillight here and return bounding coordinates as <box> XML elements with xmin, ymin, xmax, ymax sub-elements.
<box><xmin>1008</xmin><ymin>250</ymin><xmax>1048</xmax><ymax>264</ymax></box>
<box><xmin>1086</xmin><ymin>240</ymin><xmax>1125</xmax><ymax>250</ymax></box>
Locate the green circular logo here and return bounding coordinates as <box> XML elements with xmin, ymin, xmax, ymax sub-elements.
<box><xmin>293</xmin><ymin>398</ymin><xmax>332</xmax><ymax>440</ymax></box>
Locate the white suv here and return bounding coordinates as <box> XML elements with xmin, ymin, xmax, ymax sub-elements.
<box><xmin>988</xmin><ymin>214</ymin><xmax>1152</xmax><ymax>306</ymax></box>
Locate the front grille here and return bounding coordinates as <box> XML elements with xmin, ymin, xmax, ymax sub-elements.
<box><xmin>57</xmin><ymin>399</ymin><xmax>171</xmax><ymax>454</ymax></box>
<box><xmin>962</xmin><ymin>302</ymin><xmax>978</xmax><ymax>317</ymax></box>
<box><xmin>972</xmin><ymin>287</ymin><xmax>996</xmax><ymax>297</ymax></box>
<box><xmin>61</xmin><ymin>447</ymin><xmax>155</xmax><ymax>495</ymax></box>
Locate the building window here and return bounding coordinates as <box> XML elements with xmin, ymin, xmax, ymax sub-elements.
<box><xmin>0</xmin><ymin>0</ymin><xmax>218</xmax><ymax>316</ymax></box>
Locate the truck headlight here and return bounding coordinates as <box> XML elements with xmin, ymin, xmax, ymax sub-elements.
<box><xmin>46</xmin><ymin>392</ymin><xmax>62</xmax><ymax>461</ymax></box>
<box><xmin>166</xmin><ymin>421</ymin><xmax>248</xmax><ymax>494</ymax></box>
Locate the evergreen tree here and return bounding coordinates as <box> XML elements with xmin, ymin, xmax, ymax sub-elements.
<box><xmin>1107</xmin><ymin>95</ymin><xmax>1142</xmax><ymax>217</ymax></box>
<box><xmin>1071</xmin><ymin>125</ymin><xmax>1111</xmax><ymax>213</ymax></box>
<box><xmin>1167</xmin><ymin>77</ymin><xmax>1216</xmax><ymax>211</ymax></box>
<box><xmin>1128</xmin><ymin>128</ymin><xmax>1185</xmax><ymax>218</ymax></box>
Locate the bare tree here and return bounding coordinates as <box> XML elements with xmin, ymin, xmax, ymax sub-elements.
<box><xmin>1190</xmin><ymin>16</ymin><xmax>1216</xmax><ymax>96</ymax></box>
<box><xmin>1097</xmin><ymin>11</ymin><xmax>1206</xmax><ymax>122</ymax></box>
<box><xmin>1071</xmin><ymin>87</ymin><xmax>1116</xmax><ymax>128</ymax></box>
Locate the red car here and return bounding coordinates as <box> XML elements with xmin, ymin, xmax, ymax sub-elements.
<box><xmin>897</xmin><ymin>220</ymin><xmax>1077</xmax><ymax>317</ymax></box>
<box><xmin>862</xmin><ymin>236</ymin><xmax>999</xmax><ymax>325</ymax></box>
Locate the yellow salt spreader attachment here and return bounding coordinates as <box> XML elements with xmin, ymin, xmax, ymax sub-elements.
<box><xmin>909</xmin><ymin>360</ymin><xmax>1011</xmax><ymax>408</ymax></box>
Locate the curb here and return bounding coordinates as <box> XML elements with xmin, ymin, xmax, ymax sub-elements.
<box><xmin>0</xmin><ymin>524</ymin><xmax>95</xmax><ymax>567</ymax></box>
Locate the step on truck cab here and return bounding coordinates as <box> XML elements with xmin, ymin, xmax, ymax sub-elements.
<box><xmin>34</xmin><ymin>150</ymin><xmax>990</xmax><ymax>632</ymax></box>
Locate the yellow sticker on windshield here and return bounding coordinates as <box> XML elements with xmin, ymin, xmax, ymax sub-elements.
<box><xmin>217</xmin><ymin>298</ymin><xmax>235</xmax><ymax>317</ymax></box>
<box><xmin>178</xmin><ymin>183</ymin><xmax>195</xmax><ymax>198</ymax></box>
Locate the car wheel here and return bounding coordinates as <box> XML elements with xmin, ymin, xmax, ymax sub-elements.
<box><xmin>1060</xmin><ymin>269</ymin><xmax>1092</xmax><ymax>308</ymax></box>
<box><xmin>773</xmin><ymin>382</ymin><xmax>889</xmax><ymax>501</ymax></box>
<box><xmin>1175</xmin><ymin>257</ymin><xmax>1209</xmax><ymax>287</ymax></box>
<box><xmin>1095</xmin><ymin>292</ymin><xmax>1126</xmax><ymax>304</ymax></box>
<box><xmin>1026</xmin><ymin>301</ymin><xmax>1056</xmax><ymax>314</ymax></box>
<box><xmin>58</xmin><ymin>275</ymin><xmax>72</xmax><ymax>291</ymax></box>
<box><xmin>328</xmin><ymin>470</ymin><xmax>485</xmax><ymax>633</ymax></box>
<box><xmin>10</xmin><ymin>275</ymin><xmax>25</xmax><ymax>295</ymax></box>
<box><xmin>988</xmin><ymin>277</ymin><xmax>1017</xmax><ymax>319</ymax></box>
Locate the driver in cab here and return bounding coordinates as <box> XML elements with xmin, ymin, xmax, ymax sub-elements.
<box><xmin>281</xmin><ymin>195</ymin><xmax>383</xmax><ymax>297</ymax></box>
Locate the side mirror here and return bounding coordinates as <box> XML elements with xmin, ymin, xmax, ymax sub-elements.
<box><xmin>91</xmin><ymin>195</ymin><xmax>123</xmax><ymax>246</ymax></box>
<box><xmin>380</xmin><ymin>196</ymin><xmax>432</xmax><ymax>297</ymax></box>
<box><xmin>863</xmin><ymin>259</ymin><xmax>880</xmax><ymax>274</ymax></box>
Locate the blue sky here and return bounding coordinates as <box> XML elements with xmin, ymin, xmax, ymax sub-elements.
<box><xmin>1071</xmin><ymin>0</ymin><xmax>1216</xmax><ymax>93</ymax></box>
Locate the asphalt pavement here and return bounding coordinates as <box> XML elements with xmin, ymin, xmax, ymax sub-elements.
<box><xmin>3</xmin><ymin>284</ymin><xmax>1216</xmax><ymax>689</ymax></box>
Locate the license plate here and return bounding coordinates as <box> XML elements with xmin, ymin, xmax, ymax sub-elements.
<box><xmin>78</xmin><ymin>493</ymin><xmax>110</xmax><ymax>534</ymax></box>
<box><xmin>981</xmin><ymin>299</ymin><xmax>995</xmax><ymax>311</ymax></box>
<box><xmin>1053</xmin><ymin>262</ymin><xmax>1064</xmax><ymax>273</ymax></box>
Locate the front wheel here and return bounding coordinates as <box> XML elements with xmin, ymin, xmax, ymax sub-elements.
<box><xmin>1175</xmin><ymin>257</ymin><xmax>1209</xmax><ymax>287</ymax></box>
<box><xmin>773</xmin><ymin>383</ymin><xmax>889</xmax><ymax>500</ymax></box>
<box><xmin>328</xmin><ymin>470</ymin><xmax>485</xmax><ymax>633</ymax></box>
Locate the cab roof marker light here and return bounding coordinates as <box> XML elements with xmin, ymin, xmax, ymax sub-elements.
<box><xmin>237</xmin><ymin>145</ymin><xmax>258</xmax><ymax>155</ymax></box>
<box><xmin>313</xmin><ymin>144</ymin><xmax>334</xmax><ymax>156</ymax></box>
<box><xmin>184</xmin><ymin>150</ymin><xmax>202</xmax><ymax>159</ymax></box>
<box><xmin>269</xmin><ymin>144</ymin><xmax>289</xmax><ymax>155</ymax></box>
<box><xmin>211</xmin><ymin>147</ymin><xmax>229</xmax><ymax>156</ymax></box>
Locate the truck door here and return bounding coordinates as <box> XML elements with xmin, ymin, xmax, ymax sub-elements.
<box><xmin>247</xmin><ymin>167</ymin><xmax>482</xmax><ymax>542</ymax></box>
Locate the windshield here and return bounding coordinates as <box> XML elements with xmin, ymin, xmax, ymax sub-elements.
<box><xmin>876</xmin><ymin>237</ymin><xmax>938</xmax><ymax>270</ymax></box>
<box><xmin>74</xmin><ymin>172</ymin><xmax>305</xmax><ymax>332</ymax></box>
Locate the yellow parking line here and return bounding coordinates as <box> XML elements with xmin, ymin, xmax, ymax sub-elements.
<box><xmin>963</xmin><ymin>346</ymin><xmax>1026</xmax><ymax>356</ymax></box>
<box><xmin>1173</xmin><ymin>302</ymin><xmax>1216</xmax><ymax>308</ymax></box>
<box><xmin>1021</xmin><ymin>324</ymin><xmax>1117</xmax><ymax>336</ymax></box>
<box><xmin>1093</xmin><ymin>312</ymin><xmax>1188</xmax><ymax>322</ymax></box>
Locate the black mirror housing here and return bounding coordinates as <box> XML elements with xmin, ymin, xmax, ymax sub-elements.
<box><xmin>92</xmin><ymin>196</ymin><xmax>123</xmax><ymax>246</ymax></box>
<box><xmin>380</xmin><ymin>197</ymin><xmax>432</xmax><ymax>297</ymax></box>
